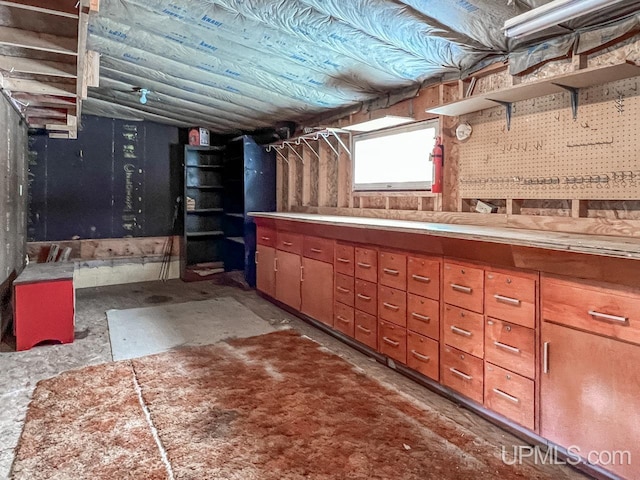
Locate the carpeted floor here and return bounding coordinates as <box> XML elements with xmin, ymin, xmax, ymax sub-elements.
<box><xmin>12</xmin><ymin>331</ymin><xmax>561</xmax><ymax>479</ymax></box>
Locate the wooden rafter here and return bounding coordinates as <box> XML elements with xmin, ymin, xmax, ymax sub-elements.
<box><xmin>4</xmin><ymin>78</ymin><xmax>76</xmax><ymax>97</ymax></box>
<box><xmin>0</xmin><ymin>55</ymin><xmax>77</xmax><ymax>78</ymax></box>
<box><xmin>0</xmin><ymin>0</ymin><xmax>79</xmax><ymax>18</ymax></box>
<box><xmin>0</xmin><ymin>26</ymin><xmax>78</xmax><ymax>56</ymax></box>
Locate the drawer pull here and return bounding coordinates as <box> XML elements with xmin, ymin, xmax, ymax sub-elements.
<box><xmin>261</xmin><ymin>236</ymin><xmax>271</xmax><ymax>241</ymax></box>
<box><xmin>300</xmin><ymin>265</ymin><xmax>304</xmax><ymax>282</ymax></box>
<box><xmin>282</xmin><ymin>241</ymin><xmax>293</xmax><ymax>246</ymax></box>
<box><xmin>357</xmin><ymin>262</ymin><xmax>372</xmax><ymax>269</ymax></box>
<box><xmin>450</xmin><ymin>283</ymin><xmax>472</xmax><ymax>294</ymax></box>
<box><xmin>411</xmin><ymin>312</ymin><xmax>431</xmax><ymax>323</ymax></box>
<box><xmin>588</xmin><ymin>310</ymin><xmax>628</xmax><ymax>324</ymax></box>
<box><xmin>356</xmin><ymin>325</ymin><xmax>371</xmax><ymax>334</ymax></box>
<box><xmin>310</xmin><ymin>248</ymin><xmax>322</xmax><ymax>253</ymax></box>
<box><xmin>412</xmin><ymin>274</ymin><xmax>431</xmax><ymax>283</ymax></box>
<box><xmin>411</xmin><ymin>350</ymin><xmax>431</xmax><ymax>363</ymax></box>
<box><xmin>449</xmin><ymin>367</ymin><xmax>472</xmax><ymax>381</ymax></box>
<box><xmin>336</xmin><ymin>286</ymin><xmax>350</xmax><ymax>294</ymax></box>
<box><xmin>494</xmin><ymin>341</ymin><xmax>520</xmax><ymax>354</ymax></box>
<box><xmin>357</xmin><ymin>293</ymin><xmax>372</xmax><ymax>301</ymax></box>
<box><xmin>543</xmin><ymin>341</ymin><xmax>549</xmax><ymax>374</ymax></box>
<box><xmin>451</xmin><ymin>325</ymin><xmax>472</xmax><ymax>337</ymax></box>
<box><xmin>336</xmin><ymin>315</ymin><xmax>350</xmax><ymax>324</ymax></box>
<box><xmin>383</xmin><ymin>268</ymin><xmax>400</xmax><ymax>276</ymax></box>
<box><xmin>383</xmin><ymin>302</ymin><xmax>399</xmax><ymax>311</ymax></box>
<box><xmin>382</xmin><ymin>337</ymin><xmax>400</xmax><ymax>347</ymax></box>
<box><xmin>337</xmin><ymin>258</ymin><xmax>351</xmax><ymax>264</ymax></box>
<box><xmin>494</xmin><ymin>294</ymin><xmax>521</xmax><ymax>306</ymax></box>
<box><xmin>492</xmin><ymin>388</ymin><xmax>520</xmax><ymax>404</ymax></box>
<box><xmin>255</xmin><ymin>251</ymin><xmax>259</xmax><ymax>265</ymax></box>
<box><xmin>274</xmin><ymin>257</ymin><xmax>278</xmax><ymax>272</ymax></box>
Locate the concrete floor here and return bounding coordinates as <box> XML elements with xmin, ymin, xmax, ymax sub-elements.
<box><xmin>0</xmin><ymin>279</ymin><xmax>587</xmax><ymax>480</ymax></box>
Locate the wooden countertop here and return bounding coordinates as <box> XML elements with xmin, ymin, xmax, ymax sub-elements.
<box><xmin>249</xmin><ymin>212</ymin><xmax>640</xmax><ymax>260</ymax></box>
<box><xmin>14</xmin><ymin>262</ymin><xmax>75</xmax><ymax>285</ymax></box>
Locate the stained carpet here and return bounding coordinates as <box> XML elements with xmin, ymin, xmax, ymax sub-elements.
<box><xmin>13</xmin><ymin>331</ymin><xmax>559</xmax><ymax>479</ymax></box>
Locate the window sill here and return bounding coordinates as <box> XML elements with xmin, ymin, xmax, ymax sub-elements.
<box><xmin>352</xmin><ymin>190</ymin><xmax>439</xmax><ymax>197</ymax></box>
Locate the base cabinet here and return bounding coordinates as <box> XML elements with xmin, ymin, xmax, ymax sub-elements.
<box><xmin>256</xmin><ymin>245</ymin><xmax>276</xmax><ymax>297</ymax></box>
<box><xmin>275</xmin><ymin>250</ymin><xmax>301</xmax><ymax>310</ymax></box>
<box><xmin>541</xmin><ymin>321</ymin><xmax>640</xmax><ymax>480</ymax></box>
<box><xmin>301</xmin><ymin>257</ymin><xmax>334</xmax><ymax>326</ymax></box>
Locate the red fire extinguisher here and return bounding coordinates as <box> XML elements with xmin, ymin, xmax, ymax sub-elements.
<box><xmin>431</xmin><ymin>136</ymin><xmax>444</xmax><ymax>193</ymax></box>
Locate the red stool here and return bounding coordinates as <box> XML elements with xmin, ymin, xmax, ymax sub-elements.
<box><xmin>14</xmin><ymin>263</ymin><xmax>75</xmax><ymax>351</ymax></box>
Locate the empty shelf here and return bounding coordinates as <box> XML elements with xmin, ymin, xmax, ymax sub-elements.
<box><xmin>226</xmin><ymin>236</ymin><xmax>245</xmax><ymax>245</ymax></box>
<box><xmin>187</xmin><ymin>208</ymin><xmax>224</xmax><ymax>214</ymax></box>
<box><xmin>186</xmin><ymin>185</ymin><xmax>224</xmax><ymax>189</ymax></box>
<box><xmin>225</xmin><ymin>213</ymin><xmax>244</xmax><ymax>218</ymax></box>
<box><xmin>186</xmin><ymin>230</ymin><xmax>224</xmax><ymax>237</ymax></box>
<box><xmin>186</xmin><ymin>165</ymin><xmax>223</xmax><ymax>169</ymax></box>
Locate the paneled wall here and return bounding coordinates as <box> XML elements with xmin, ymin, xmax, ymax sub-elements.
<box><xmin>0</xmin><ymin>94</ymin><xmax>28</xmax><ymax>335</ymax></box>
<box><xmin>277</xmin><ymin>35</ymin><xmax>640</xmax><ymax>238</ymax></box>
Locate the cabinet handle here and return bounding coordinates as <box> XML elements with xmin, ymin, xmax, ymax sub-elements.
<box><xmin>383</xmin><ymin>302</ymin><xmax>399</xmax><ymax>311</ymax></box>
<box><xmin>261</xmin><ymin>236</ymin><xmax>270</xmax><ymax>241</ymax></box>
<box><xmin>450</xmin><ymin>283</ymin><xmax>472</xmax><ymax>294</ymax></box>
<box><xmin>283</xmin><ymin>241</ymin><xmax>293</xmax><ymax>246</ymax></box>
<box><xmin>494</xmin><ymin>341</ymin><xmax>520</xmax><ymax>354</ymax></box>
<box><xmin>336</xmin><ymin>315</ymin><xmax>350</xmax><ymax>324</ymax></box>
<box><xmin>382</xmin><ymin>337</ymin><xmax>399</xmax><ymax>347</ymax></box>
<box><xmin>493</xmin><ymin>388</ymin><xmax>519</xmax><ymax>404</ymax></box>
<box><xmin>383</xmin><ymin>268</ymin><xmax>399</xmax><ymax>276</ymax></box>
<box><xmin>300</xmin><ymin>265</ymin><xmax>304</xmax><ymax>282</ymax></box>
<box><xmin>412</xmin><ymin>274</ymin><xmax>431</xmax><ymax>283</ymax></box>
<box><xmin>411</xmin><ymin>312</ymin><xmax>431</xmax><ymax>323</ymax></box>
<box><xmin>255</xmin><ymin>251</ymin><xmax>259</xmax><ymax>265</ymax></box>
<box><xmin>357</xmin><ymin>262</ymin><xmax>372</xmax><ymax>269</ymax></box>
<box><xmin>588</xmin><ymin>310</ymin><xmax>628</xmax><ymax>324</ymax></box>
<box><xmin>274</xmin><ymin>257</ymin><xmax>278</xmax><ymax>272</ymax></box>
<box><xmin>357</xmin><ymin>293</ymin><xmax>372</xmax><ymax>301</ymax></box>
<box><xmin>451</xmin><ymin>325</ymin><xmax>472</xmax><ymax>337</ymax></box>
<box><xmin>310</xmin><ymin>248</ymin><xmax>322</xmax><ymax>253</ymax></box>
<box><xmin>337</xmin><ymin>258</ymin><xmax>351</xmax><ymax>264</ymax></box>
<box><xmin>336</xmin><ymin>286</ymin><xmax>350</xmax><ymax>293</ymax></box>
<box><xmin>543</xmin><ymin>341</ymin><xmax>549</xmax><ymax>374</ymax></box>
<box><xmin>356</xmin><ymin>325</ymin><xmax>371</xmax><ymax>334</ymax></box>
<box><xmin>494</xmin><ymin>294</ymin><xmax>521</xmax><ymax>306</ymax></box>
<box><xmin>449</xmin><ymin>367</ymin><xmax>472</xmax><ymax>381</ymax></box>
<box><xmin>411</xmin><ymin>350</ymin><xmax>430</xmax><ymax>363</ymax></box>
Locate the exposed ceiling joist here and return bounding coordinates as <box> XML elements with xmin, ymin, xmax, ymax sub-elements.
<box><xmin>0</xmin><ymin>55</ymin><xmax>77</xmax><ymax>78</ymax></box>
<box><xmin>0</xmin><ymin>0</ymin><xmax>79</xmax><ymax>18</ymax></box>
<box><xmin>4</xmin><ymin>77</ymin><xmax>76</xmax><ymax>97</ymax></box>
<box><xmin>0</xmin><ymin>26</ymin><xmax>78</xmax><ymax>56</ymax></box>
<box><xmin>11</xmin><ymin>92</ymin><xmax>76</xmax><ymax>108</ymax></box>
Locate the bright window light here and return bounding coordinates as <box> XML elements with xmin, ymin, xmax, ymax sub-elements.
<box><xmin>353</xmin><ymin>120</ymin><xmax>437</xmax><ymax>191</ymax></box>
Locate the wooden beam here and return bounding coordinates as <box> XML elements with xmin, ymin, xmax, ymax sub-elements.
<box><xmin>25</xmin><ymin>108</ymin><xmax>67</xmax><ymax>119</ymax></box>
<box><xmin>0</xmin><ymin>0</ymin><xmax>78</xmax><ymax>18</ymax></box>
<box><xmin>12</xmin><ymin>93</ymin><xmax>76</xmax><ymax>108</ymax></box>
<box><xmin>76</xmin><ymin>10</ymin><xmax>89</xmax><ymax>109</ymax></box>
<box><xmin>0</xmin><ymin>26</ymin><xmax>77</xmax><ymax>56</ymax></box>
<box><xmin>89</xmin><ymin>0</ymin><xmax>99</xmax><ymax>12</ymax></box>
<box><xmin>81</xmin><ymin>49</ymin><xmax>99</xmax><ymax>98</ymax></box>
<box><xmin>0</xmin><ymin>55</ymin><xmax>76</xmax><ymax>78</ymax></box>
<box><xmin>48</xmin><ymin>132</ymin><xmax>70</xmax><ymax>139</ymax></box>
<box><xmin>4</xmin><ymin>77</ymin><xmax>76</xmax><ymax>97</ymax></box>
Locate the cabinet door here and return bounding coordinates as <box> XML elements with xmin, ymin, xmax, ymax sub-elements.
<box><xmin>301</xmin><ymin>257</ymin><xmax>334</xmax><ymax>326</ymax></box>
<box><xmin>256</xmin><ymin>245</ymin><xmax>276</xmax><ymax>297</ymax></box>
<box><xmin>541</xmin><ymin>322</ymin><xmax>640</xmax><ymax>480</ymax></box>
<box><xmin>275</xmin><ymin>250</ymin><xmax>301</xmax><ymax>310</ymax></box>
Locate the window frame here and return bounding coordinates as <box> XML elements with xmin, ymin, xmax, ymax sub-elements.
<box><xmin>351</xmin><ymin>119</ymin><xmax>439</xmax><ymax>193</ymax></box>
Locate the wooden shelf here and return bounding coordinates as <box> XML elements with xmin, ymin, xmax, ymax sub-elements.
<box><xmin>186</xmin><ymin>185</ymin><xmax>224</xmax><ymax>190</ymax></box>
<box><xmin>226</xmin><ymin>236</ymin><xmax>245</xmax><ymax>245</ymax></box>
<box><xmin>186</xmin><ymin>230</ymin><xmax>224</xmax><ymax>238</ymax></box>
<box><xmin>186</xmin><ymin>165</ymin><xmax>223</xmax><ymax>169</ymax></box>
<box><xmin>427</xmin><ymin>62</ymin><xmax>640</xmax><ymax>117</ymax></box>
<box><xmin>225</xmin><ymin>213</ymin><xmax>244</xmax><ymax>218</ymax></box>
<box><xmin>187</xmin><ymin>208</ymin><xmax>224</xmax><ymax>214</ymax></box>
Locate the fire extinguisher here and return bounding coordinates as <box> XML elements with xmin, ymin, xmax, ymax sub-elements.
<box><xmin>431</xmin><ymin>136</ymin><xmax>444</xmax><ymax>193</ymax></box>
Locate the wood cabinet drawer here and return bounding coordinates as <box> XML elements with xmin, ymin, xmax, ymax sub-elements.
<box><xmin>355</xmin><ymin>310</ymin><xmax>377</xmax><ymax>350</ymax></box>
<box><xmin>443</xmin><ymin>304</ymin><xmax>484</xmax><ymax>358</ymax></box>
<box><xmin>379</xmin><ymin>320</ymin><xmax>407</xmax><ymax>364</ymax></box>
<box><xmin>378</xmin><ymin>285</ymin><xmax>407</xmax><ymax>327</ymax></box>
<box><xmin>441</xmin><ymin>345</ymin><xmax>483</xmax><ymax>404</ymax></box>
<box><xmin>379</xmin><ymin>251</ymin><xmax>407</xmax><ymax>290</ymax></box>
<box><xmin>303</xmin><ymin>236</ymin><xmax>334</xmax><ymax>263</ymax></box>
<box><xmin>355</xmin><ymin>279</ymin><xmax>377</xmax><ymax>316</ymax></box>
<box><xmin>276</xmin><ymin>231</ymin><xmax>303</xmax><ymax>255</ymax></box>
<box><xmin>355</xmin><ymin>247</ymin><xmax>377</xmax><ymax>282</ymax></box>
<box><xmin>443</xmin><ymin>262</ymin><xmax>484</xmax><ymax>314</ymax></box>
<box><xmin>542</xmin><ymin>276</ymin><xmax>640</xmax><ymax>346</ymax></box>
<box><xmin>407</xmin><ymin>256</ymin><xmax>440</xmax><ymax>300</ymax></box>
<box><xmin>485</xmin><ymin>318</ymin><xmax>535</xmax><ymax>379</ymax></box>
<box><xmin>334</xmin><ymin>302</ymin><xmax>354</xmax><ymax>338</ymax></box>
<box><xmin>334</xmin><ymin>243</ymin><xmax>354</xmax><ymax>276</ymax></box>
<box><xmin>485</xmin><ymin>270</ymin><xmax>536</xmax><ymax>328</ymax></box>
<box><xmin>407</xmin><ymin>331</ymin><xmax>439</xmax><ymax>381</ymax></box>
<box><xmin>257</xmin><ymin>227</ymin><xmax>276</xmax><ymax>247</ymax></box>
<box><xmin>407</xmin><ymin>294</ymin><xmax>439</xmax><ymax>340</ymax></box>
<box><xmin>335</xmin><ymin>273</ymin><xmax>354</xmax><ymax>307</ymax></box>
<box><xmin>485</xmin><ymin>363</ymin><xmax>534</xmax><ymax>431</ymax></box>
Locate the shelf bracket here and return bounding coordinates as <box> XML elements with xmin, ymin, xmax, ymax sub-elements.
<box><xmin>488</xmin><ymin>99</ymin><xmax>513</xmax><ymax>131</ymax></box>
<box><xmin>285</xmin><ymin>143</ymin><xmax>305</xmax><ymax>163</ymax></box>
<box><xmin>327</xmin><ymin>128</ymin><xmax>352</xmax><ymax>156</ymax></box>
<box><xmin>269</xmin><ymin>146</ymin><xmax>289</xmax><ymax>164</ymax></box>
<box><xmin>552</xmin><ymin>83</ymin><xmax>579</xmax><ymax>120</ymax></box>
<box><xmin>300</xmin><ymin>138</ymin><xmax>319</xmax><ymax>159</ymax></box>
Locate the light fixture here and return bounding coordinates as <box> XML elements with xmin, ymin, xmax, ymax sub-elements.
<box><xmin>139</xmin><ymin>88</ymin><xmax>149</xmax><ymax>104</ymax></box>
<box><xmin>503</xmin><ymin>0</ymin><xmax>624</xmax><ymax>38</ymax></box>
<box><xmin>343</xmin><ymin>115</ymin><xmax>414</xmax><ymax>132</ymax></box>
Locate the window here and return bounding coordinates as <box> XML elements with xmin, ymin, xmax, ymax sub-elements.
<box><xmin>352</xmin><ymin>120</ymin><xmax>438</xmax><ymax>191</ymax></box>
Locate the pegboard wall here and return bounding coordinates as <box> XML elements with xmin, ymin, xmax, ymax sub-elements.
<box><xmin>459</xmin><ymin>75</ymin><xmax>640</xmax><ymax>200</ymax></box>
